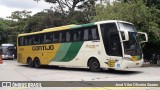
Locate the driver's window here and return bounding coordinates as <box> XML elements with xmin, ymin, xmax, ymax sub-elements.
<box><xmin>100</xmin><ymin>23</ymin><xmax>122</xmax><ymax>56</ymax></box>
<box><xmin>110</xmin><ymin>33</ymin><xmax>122</xmax><ymax>56</ymax></box>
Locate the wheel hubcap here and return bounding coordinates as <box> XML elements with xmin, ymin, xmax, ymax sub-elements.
<box><xmin>92</xmin><ymin>62</ymin><xmax>98</xmax><ymax>68</ymax></box>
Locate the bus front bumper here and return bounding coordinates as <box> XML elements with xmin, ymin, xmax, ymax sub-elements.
<box><xmin>119</xmin><ymin>59</ymin><xmax>143</xmax><ymax>69</ymax></box>
<box><xmin>104</xmin><ymin>59</ymin><xmax>144</xmax><ymax>70</ymax></box>
<box><xmin>2</xmin><ymin>55</ymin><xmax>14</xmax><ymax>60</ymax></box>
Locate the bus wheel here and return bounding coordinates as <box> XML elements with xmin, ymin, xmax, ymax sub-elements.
<box><xmin>89</xmin><ymin>58</ymin><xmax>101</xmax><ymax>72</ymax></box>
<box><xmin>34</xmin><ymin>58</ymin><xmax>41</xmax><ymax>68</ymax></box>
<box><xmin>27</xmin><ymin>58</ymin><xmax>33</xmax><ymax>67</ymax></box>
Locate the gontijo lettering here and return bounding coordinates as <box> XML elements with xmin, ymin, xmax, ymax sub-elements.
<box><xmin>32</xmin><ymin>45</ymin><xmax>54</xmax><ymax>51</ymax></box>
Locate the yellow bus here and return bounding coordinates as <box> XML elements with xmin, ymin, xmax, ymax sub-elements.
<box><xmin>17</xmin><ymin>20</ymin><xmax>148</xmax><ymax>71</ymax></box>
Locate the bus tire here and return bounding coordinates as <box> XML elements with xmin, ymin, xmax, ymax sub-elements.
<box><xmin>27</xmin><ymin>58</ymin><xmax>33</xmax><ymax>67</ymax></box>
<box><xmin>88</xmin><ymin>58</ymin><xmax>101</xmax><ymax>72</ymax></box>
<box><xmin>34</xmin><ymin>58</ymin><xmax>41</xmax><ymax>68</ymax></box>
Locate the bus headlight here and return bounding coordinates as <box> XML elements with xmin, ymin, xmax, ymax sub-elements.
<box><xmin>2</xmin><ymin>55</ymin><xmax>4</xmax><ymax>58</ymax></box>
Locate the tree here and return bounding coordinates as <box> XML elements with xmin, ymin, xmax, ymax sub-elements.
<box><xmin>0</xmin><ymin>19</ymin><xmax>6</xmax><ymax>44</ymax></box>
<box><xmin>35</xmin><ymin>0</ymin><xmax>99</xmax><ymax>12</ymax></box>
<box><xmin>24</xmin><ymin>9</ymin><xmax>66</xmax><ymax>32</ymax></box>
<box><xmin>0</xmin><ymin>10</ymin><xmax>32</xmax><ymax>45</ymax></box>
<box><xmin>34</xmin><ymin>0</ymin><xmax>98</xmax><ymax>22</ymax></box>
<box><xmin>7</xmin><ymin>10</ymin><xmax>32</xmax><ymax>21</ymax></box>
<box><xmin>0</xmin><ymin>18</ymin><xmax>18</xmax><ymax>44</ymax></box>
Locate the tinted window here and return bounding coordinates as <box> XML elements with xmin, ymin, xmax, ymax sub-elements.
<box><xmin>66</xmin><ymin>32</ymin><xmax>71</xmax><ymax>42</ymax></box>
<box><xmin>34</xmin><ymin>35</ymin><xmax>40</xmax><ymax>44</ymax></box>
<box><xmin>40</xmin><ymin>34</ymin><xmax>45</xmax><ymax>44</ymax></box>
<box><xmin>24</xmin><ymin>36</ymin><xmax>29</xmax><ymax>45</ymax></box>
<box><xmin>45</xmin><ymin>33</ymin><xmax>53</xmax><ymax>44</ymax></box>
<box><xmin>60</xmin><ymin>32</ymin><xmax>66</xmax><ymax>42</ymax></box>
<box><xmin>83</xmin><ymin>26</ymin><xmax>99</xmax><ymax>41</ymax></box>
<box><xmin>29</xmin><ymin>36</ymin><xmax>34</xmax><ymax>45</ymax></box>
<box><xmin>84</xmin><ymin>29</ymin><xmax>89</xmax><ymax>40</ymax></box>
<box><xmin>18</xmin><ymin>25</ymin><xmax>100</xmax><ymax>45</ymax></box>
<box><xmin>100</xmin><ymin>23</ymin><xmax>122</xmax><ymax>56</ymax></box>
<box><xmin>91</xmin><ymin>28</ymin><xmax>99</xmax><ymax>40</ymax></box>
<box><xmin>18</xmin><ymin>37</ymin><xmax>24</xmax><ymax>46</ymax></box>
<box><xmin>53</xmin><ymin>33</ymin><xmax>60</xmax><ymax>43</ymax></box>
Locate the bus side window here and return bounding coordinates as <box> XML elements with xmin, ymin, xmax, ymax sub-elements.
<box><xmin>84</xmin><ymin>29</ymin><xmax>89</xmax><ymax>40</ymax></box>
<box><xmin>60</xmin><ymin>32</ymin><xmax>66</xmax><ymax>42</ymax></box>
<box><xmin>91</xmin><ymin>28</ymin><xmax>99</xmax><ymax>40</ymax></box>
<box><xmin>29</xmin><ymin>36</ymin><xmax>34</xmax><ymax>45</ymax></box>
<box><xmin>72</xmin><ymin>30</ymin><xmax>81</xmax><ymax>41</ymax></box>
<box><xmin>66</xmin><ymin>32</ymin><xmax>71</xmax><ymax>42</ymax></box>
<box><xmin>70</xmin><ymin>31</ymin><xmax>74</xmax><ymax>42</ymax></box>
<box><xmin>24</xmin><ymin>36</ymin><xmax>29</xmax><ymax>45</ymax></box>
<box><xmin>76</xmin><ymin>30</ymin><xmax>81</xmax><ymax>41</ymax></box>
<box><xmin>69</xmin><ymin>30</ymin><xmax>83</xmax><ymax>42</ymax></box>
<box><xmin>18</xmin><ymin>37</ymin><xmax>24</xmax><ymax>46</ymax></box>
<box><xmin>45</xmin><ymin>33</ymin><xmax>53</xmax><ymax>44</ymax></box>
<box><xmin>34</xmin><ymin>35</ymin><xmax>40</xmax><ymax>44</ymax></box>
<box><xmin>88</xmin><ymin>29</ymin><xmax>93</xmax><ymax>40</ymax></box>
<box><xmin>53</xmin><ymin>32</ymin><xmax>59</xmax><ymax>43</ymax></box>
<box><xmin>80</xmin><ymin>30</ymin><xmax>84</xmax><ymax>41</ymax></box>
<box><xmin>73</xmin><ymin>31</ymin><xmax>77</xmax><ymax>41</ymax></box>
<box><xmin>40</xmin><ymin>34</ymin><xmax>45</xmax><ymax>44</ymax></box>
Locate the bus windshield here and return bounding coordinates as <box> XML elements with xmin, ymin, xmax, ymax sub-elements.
<box><xmin>1</xmin><ymin>46</ymin><xmax>15</xmax><ymax>55</ymax></box>
<box><xmin>118</xmin><ymin>22</ymin><xmax>142</xmax><ymax>55</ymax></box>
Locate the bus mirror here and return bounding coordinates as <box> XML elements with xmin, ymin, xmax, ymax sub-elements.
<box><xmin>138</xmin><ymin>32</ymin><xmax>148</xmax><ymax>43</ymax></box>
<box><xmin>121</xmin><ymin>31</ymin><xmax>129</xmax><ymax>42</ymax></box>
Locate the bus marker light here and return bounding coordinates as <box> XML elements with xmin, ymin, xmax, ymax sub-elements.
<box><xmin>0</xmin><ymin>54</ymin><xmax>3</xmax><ymax>64</ymax></box>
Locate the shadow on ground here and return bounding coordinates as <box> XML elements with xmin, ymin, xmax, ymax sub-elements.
<box><xmin>142</xmin><ymin>64</ymin><xmax>160</xmax><ymax>67</ymax></box>
<box><xmin>19</xmin><ymin>65</ymin><xmax>142</xmax><ymax>75</ymax></box>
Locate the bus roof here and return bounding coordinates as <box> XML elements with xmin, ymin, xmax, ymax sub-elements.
<box><xmin>95</xmin><ymin>20</ymin><xmax>133</xmax><ymax>25</ymax></box>
<box><xmin>18</xmin><ymin>20</ymin><xmax>132</xmax><ymax>37</ymax></box>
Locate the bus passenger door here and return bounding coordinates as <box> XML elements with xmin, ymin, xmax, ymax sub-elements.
<box><xmin>108</xmin><ymin>32</ymin><xmax>122</xmax><ymax>68</ymax></box>
<box><xmin>110</xmin><ymin>33</ymin><xmax>122</xmax><ymax>57</ymax></box>
<box><xmin>100</xmin><ymin>23</ymin><xmax>122</xmax><ymax>68</ymax></box>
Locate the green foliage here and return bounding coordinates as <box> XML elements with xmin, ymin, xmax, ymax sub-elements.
<box><xmin>0</xmin><ymin>10</ymin><xmax>32</xmax><ymax>45</ymax></box>
<box><xmin>0</xmin><ymin>19</ymin><xmax>6</xmax><ymax>44</ymax></box>
<box><xmin>7</xmin><ymin>10</ymin><xmax>32</xmax><ymax>20</ymax></box>
<box><xmin>34</xmin><ymin>0</ymin><xmax>97</xmax><ymax>22</ymax></box>
<box><xmin>24</xmin><ymin>10</ymin><xmax>65</xmax><ymax>32</ymax></box>
<box><xmin>0</xmin><ymin>18</ymin><xmax>17</xmax><ymax>44</ymax></box>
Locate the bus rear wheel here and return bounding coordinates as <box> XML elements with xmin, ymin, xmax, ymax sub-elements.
<box><xmin>34</xmin><ymin>58</ymin><xmax>41</xmax><ymax>68</ymax></box>
<box><xmin>89</xmin><ymin>58</ymin><xmax>101</xmax><ymax>72</ymax></box>
<box><xmin>27</xmin><ymin>58</ymin><xmax>33</xmax><ymax>67</ymax></box>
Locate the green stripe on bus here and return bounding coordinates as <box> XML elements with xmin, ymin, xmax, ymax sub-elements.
<box><xmin>70</xmin><ymin>23</ymin><xmax>95</xmax><ymax>29</ymax></box>
<box><xmin>52</xmin><ymin>42</ymin><xmax>84</xmax><ymax>62</ymax></box>
<box><xmin>60</xmin><ymin>42</ymin><xmax>84</xmax><ymax>62</ymax></box>
<box><xmin>81</xmin><ymin>23</ymin><xmax>95</xmax><ymax>27</ymax></box>
<box><xmin>52</xmin><ymin>43</ymin><xmax>71</xmax><ymax>61</ymax></box>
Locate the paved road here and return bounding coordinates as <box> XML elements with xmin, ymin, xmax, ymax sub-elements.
<box><xmin>0</xmin><ymin>60</ymin><xmax>160</xmax><ymax>90</ymax></box>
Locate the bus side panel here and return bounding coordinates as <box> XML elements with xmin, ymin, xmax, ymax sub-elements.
<box><xmin>17</xmin><ymin>44</ymin><xmax>61</xmax><ymax>65</ymax></box>
<box><xmin>42</xmin><ymin>44</ymin><xmax>60</xmax><ymax>65</ymax></box>
<box><xmin>68</xmin><ymin>41</ymin><xmax>103</xmax><ymax>67</ymax></box>
<box><xmin>49</xmin><ymin>41</ymin><xmax>105</xmax><ymax>68</ymax></box>
<box><xmin>49</xmin><ymin>42</ymin><xmax>84</xmax><ymax>66</ymax></box>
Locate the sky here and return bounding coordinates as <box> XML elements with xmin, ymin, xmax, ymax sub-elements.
<box><xmin>0</xmin><ymin>0</ymin><xmax>53</xmax><ymax>19</ymax></box>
